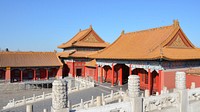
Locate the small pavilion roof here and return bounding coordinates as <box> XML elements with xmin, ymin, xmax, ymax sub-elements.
<box><xmin>58</xmin><ymin>26</ymin><xmax>109</xmax><ymax>49</ymax></box>
<box><xmin>89</xmin><ymin>20</ymin><xmax>200</xmax><ymax>61</ymax></box>
<box><xmin>0</xmin><ymin>52</ymin><xmax>62</xmax><ymax>67</ymax></box>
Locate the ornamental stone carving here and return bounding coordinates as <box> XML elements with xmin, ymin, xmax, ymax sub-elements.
<box><xmin>175</xmin><ymin>72</ymin><xmax>186</xmax><ymax>90</ymax></box>
<box><xmin>52</xmin><ymin>79</ymin><xmax>68</xmax><ymax>111</ymax></box>
<box><xmin>128</xmin><ymin>75</ymin><xmax>140</xmax><ymax>97</ymax></box>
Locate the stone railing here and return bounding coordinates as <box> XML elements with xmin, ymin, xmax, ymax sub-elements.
<box><xmin>143</xmin><ymin>92</ymin><xmax>179</xmax><ymax>111</ymax></box>
<box><xmin>76</xmin><ymin>101</ymin><xmax>133</xmax><ymax>112</ymax></box>
<box><xmin>188</xmin><ymin>82</ymin><xmax>200</xmax><ymax>101</ymax></box>
<box><xmin>71</xmin><ymin>89</ymin><xmax>125</xmax><ymax>110</ymax></box>
<box><xmin>3</xmin><ymin>92</ymin><xmax>52</xmax><ymax>110</ymax></box>
<box><xmin>3</xmin><ymin>77</ymin><xmax>95</xmax><ymax>110</ymax></box>
<box><xmin>74</xmin><ymin>77</ymin><xmax>95</xmax><ymax>87</ymax></box>
<box><xmin>72</xmin><ymin>72</ymin><xmax>192</xmax><ymax>112</ymax></box>
<box><xmin>68</xmin><ymin>77</ymin><xmax>95</xmax><ymax>93</ymax></box>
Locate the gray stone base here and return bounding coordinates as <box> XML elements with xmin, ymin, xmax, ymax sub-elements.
<box><xmin>51</xmin><ymin>106</ymin><xmax>69</xmax><ymax>112</ymax></box>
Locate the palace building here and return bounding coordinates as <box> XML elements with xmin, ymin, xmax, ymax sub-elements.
<box><xmin>0</xmin><ymin>52</ymin><xmax>62</xmax><ymax>83</ymax></box>
<box><xmin>57</xmin><ymin>25</ymin><xmax>109</xmax><ymax>78</ymax></box>
<box><xmin>86</xmin><ymin>20</ymin><xmax>200</xmax><ymax>94</ymax></box>
<box><xmin>3</xmin><ymin>20</ymin><xmax>199</xmax><ymax>94</ymax></box>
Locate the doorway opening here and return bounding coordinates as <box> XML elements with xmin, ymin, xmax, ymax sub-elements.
<box><xmin>76</xmin><ymin>68</ymin><xmax>82</xmax><ymax>77</ymax></box>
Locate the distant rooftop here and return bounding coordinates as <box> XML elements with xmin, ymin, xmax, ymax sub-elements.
<box><xmin>58</xmin><ymin>25</ymin><xmax>109</xmax><ymax>49</ymax></box>
<box><xmin>0</xmin><ymin>52</ymin><xmax>62</xmax><ymax>67</ymax></box>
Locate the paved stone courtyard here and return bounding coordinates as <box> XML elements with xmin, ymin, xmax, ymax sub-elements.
<box><xmin>0</xmin><ymin>82</ymin><xmax>128</xmax><ymax>112</ymax></box>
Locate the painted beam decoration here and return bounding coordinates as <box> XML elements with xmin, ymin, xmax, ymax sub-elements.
<box><xmin>96</xmin><ymin>60</ymin><xmax>164</xmax><ymax>71</ymax></box>
<box><xmin>162</xmin><ymin>60</ymin><xmax>200</xmax><ymax>70</ymax></box>
<box><xmin>97</xmin><ymin>59</ymin><xmax>200</xmax><ymax>71</ymax></box>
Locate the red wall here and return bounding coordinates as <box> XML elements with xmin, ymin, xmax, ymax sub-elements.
<box><xmin>66</xmin><ymin>61</ymin><xmax>85</xmax><ymax>77</ymax></box>
<box><xmin>163</xmin><ymin>71</ymin><xmax>176</xmax><ymax>90</ymax></box>
<box><xmin>186</xmin><ymin>74</ymin><xmax>200</xmax><ymax>88</ymax></box>
<box><xmin>85</xmin><ymin>67</ymin><xmax>96</xmax><ymax>79</ymax></box>
<box><xmin>74</xmin><ymin>62</ymin><xmax>85</xmax><ymax>77</ymax></box>
<box><xmin>66</xmin><ymin>62</ymin><xmax>73</xmax><ymax>76</ymax></box>
<box><xmin>103</xmin><ymin>66</ymin><xmax>112</xmax><ymax>83</ymax></box>
<box><xmin>162</xmin><ymin>69</ymin><xmax>200</xmax><ymax>90</ymax></box>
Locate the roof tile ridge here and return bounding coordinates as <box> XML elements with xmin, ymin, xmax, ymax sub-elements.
<box><xmin>165</xmin><ymin>46</ymin><xmax>194</xmax><ymax>49</ymax></box>
<box><xmin>78</xmin><ymin>26</ymin><xmax>107</xmax><ymax>43</ymax></box>
<box><xmin>4</xmin><ymin>51</ymin><xmax>54</xmax><ymax>54</ymax></box>
<box><xmin>77</xmin><ymin>27</ymin><xmax>92</xmax><ymax>42</ymax></box>
<box><xmin>89</xmin><ymin>28</ymin><xmax>106</xmax><ymax>43</ymax></box>
<box><xmin>178</xmin><ymin>27</ymin><xmax>196</xmax><ymax>48</ymax></box>
<box><xmin>89</xmin><ymin>34</ymin><xmax>124</xmax><ymax>58</ymax></box>
<box><xmin>79</xmin><ymin>27</ymin><xmax>90</xmax><ymax>32</ymax></box>
<box><xmin>148</xmin><ymin>24</ymin><xmax>177</xmax><ymax>53</ymax></box>
<box><xmin>124</xmin><ymin>25</ymin><xmax>173</xmax><ymax>35</ymax></box>
<box><xmin>58</xmin><ymin>28</ymin><xmax>90</xmax><ymax>48</ymax></box>
<box><xmin>161</xmin><ymin>24</ymin><xmax>180</xmax><ymax>45</ymax></box>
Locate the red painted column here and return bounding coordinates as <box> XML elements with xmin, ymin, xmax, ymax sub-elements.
<box><xmin>158</xmin><ymin>70</ymin><xmax>162</xmax><ymax>93</ymax></box>
<box><xmin>129</xmin><ymin>64</ymin><xmax>132</xmax><ymax>75</ymax></box>
<box><xmin>138</xmin><ymin>72</ymin><xmax>142</xmax><ymax>88</ymax></box>
<box><xmin>95</xmin><ymin>65</ymin><xmax>98</xmax><ymax>82</ymax></box>
<box><xmin>20</xmin><ymin>69</ymin><xmax>23</xmax><ymax>82</ymax></box>
<box><xmin>5</xmin><ymin>67</ymin><xmax>11</xmax><ymax>82</ymax></box>
<box><xmin>111</xmin><ymin>64</ymin><xmax>114</xmax><ymax>86</ymax></box>
<box><xmin>148</xmin><ymin>69</ymin><xmax>152</xmax><ymax>95</ymax></box>
<box><xmin>83</xmin><ymin>66</ymin><xmax>86</xmax><ymax>77</ymax></box>
<box><xmin>100</xmin><ymin>66</ymin><xmax>103</xmax><ymax>83</ymax></box>
<box><xmin>156</xmin><ymin>73</ymin><xmax>159</xmax><ymax>92</ymax></box>
<box><xmin>33</xmin><ymin>69</ymin><xmax>36</xmax><ymax>81</ymax></box>
<box><xmin>72</xmin><ymin>61</ymin><xmax>74</xmax><ymax>77</ymax></box>
<box><xmin>119</xmin><ymin>66</ymin><xmax>123</xmax><ymax>86</ymax></box>
<box><xmin>46</xmin><ymin>69</ymin><xmax>49</xmax><ymax>80</ymax></box>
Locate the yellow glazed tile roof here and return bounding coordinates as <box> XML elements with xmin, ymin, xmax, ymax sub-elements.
<box><xmin>89</xmin><ymin>20</ymin><xmax>199</xmax><ymax>60</ymax></box>
<box><xmin>0</xmin><ymin>52</ymin><xmax>62</xmax><ymax>67</ymax></box>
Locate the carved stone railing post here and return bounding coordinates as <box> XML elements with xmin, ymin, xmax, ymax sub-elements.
<box><xmin>145</xmin><ymin>90</ymin><xmax>150</xmax><ymax>97</ymax></box>
<box><xmin>127</xmin><ymin>75</ymin><xmax>142</xmax><ymax>112</ymax></box>
<box><xmin>175</xmin><ymin>72</ymin><xmax>188</xmax><ymax>112</ymax></box>
<box><xmin>43</xmin><ymin>109</ymin><xmax>47</xmax><ymax>112</ymax></box>
<box><xmin>96</xmin><ymin>96</ymin><xmax>102</xmax><ymax>106</ymax></box>
<box><xmin>191</xmin><ymin>82</ymin><xmax>196</xmax><ymax>89</ymax></box>
<box><xmin>26</xmin><ymin>104</ymin><xmax>33</xmax><ymax>112</ymax></box>
<box><xmin>128</xmin><ymin>75</ymin><xmax>140</xmax><ymax>98</ymax></box>
<box><xmin>175</xmin><ymin>72</ymin><xmax>186</xmax><ymax>90</ymax></box>
<box><xmin>51</xmin><ymin>79</ymin><xmax>69</xmax><ymax>112</ymax></box>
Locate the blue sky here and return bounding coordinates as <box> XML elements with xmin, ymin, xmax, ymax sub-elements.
<box><xmin>0</xmin><ymin>0</ymin><xmax>200</xmax><ymax>51</ymax></box>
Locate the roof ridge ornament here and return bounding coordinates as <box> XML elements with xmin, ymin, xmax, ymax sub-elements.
<box><xmin>121</xmin><ymin>30</ymin><xmax>125</xmax><ymax>35</ymax></box>
<box><xmin>79</xmin><ymin>29</ymin><xmax>81</xmax><ymax>32</ymax></box>
<box><xmin>90</xmin><ymin>25</ymin><xmax>92</xmax><ymax>29</ymax></box>
<box><xmin>173</xmin><ymin>19</ymin><xmax>179</xmax><ymax>27</ymax></box>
